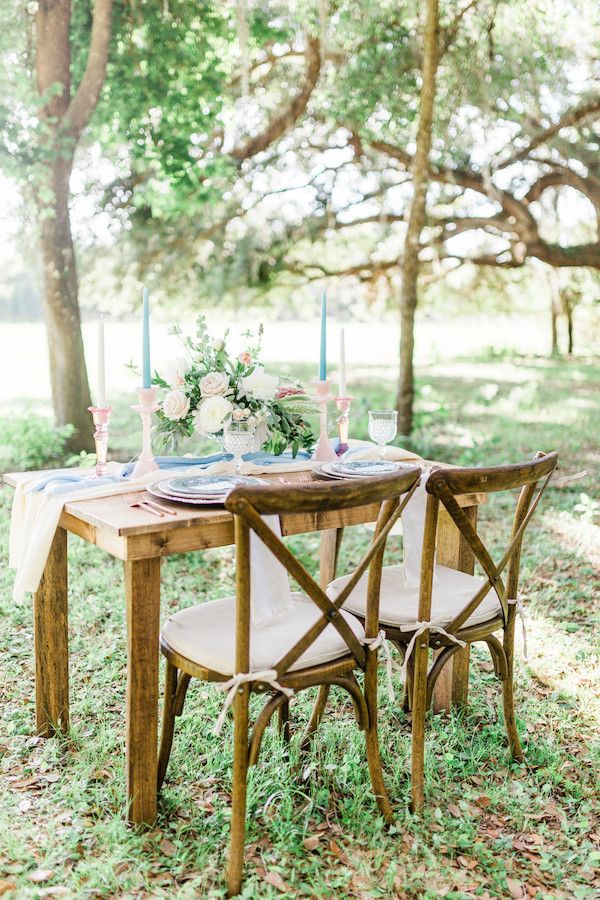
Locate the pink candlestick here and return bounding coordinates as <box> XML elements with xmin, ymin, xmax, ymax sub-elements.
<box><xmin>131</xmin><ymin>386</ymin><xmax>160</xmax><ymax>478</ymax></box>
<box><xmin>87</xmin><ymin>406</ymin><xmax>112</xmax><ymax>479</ymax></box>
<box><xmin>335</xmin><ymin>396</ymin><xmax>353</xmax><ymax>456</ymax></box>
<box><xmin>311</xmin><ymin>379</ymin><xmax>337</xmax><ymax>462</ymax></box>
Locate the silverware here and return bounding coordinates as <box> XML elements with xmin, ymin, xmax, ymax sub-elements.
<box><xmin>277</xmin><ymin>472</ymin><xmax>313</xmax><ymax>484</ymax></box>
<box><xmin>124</xmin><ymin>491</ymin><xmax>164</xmax><ymax>517</ymax></box>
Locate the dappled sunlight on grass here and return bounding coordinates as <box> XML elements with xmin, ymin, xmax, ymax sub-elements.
<box><xmin>545</xmin><ymin>510</ymin><xmax>600</xmax><ymax>570</ymax></box>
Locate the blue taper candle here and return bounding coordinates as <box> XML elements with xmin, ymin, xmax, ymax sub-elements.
<box><xmin>318</xmin><ymin>290</ymin><xmax>327</xmax><ymax>381</ymax></box>
<box><xmin>142</xmin><ymin>287</ymin><xmax>151</xmax><ymax>388</ymax></box>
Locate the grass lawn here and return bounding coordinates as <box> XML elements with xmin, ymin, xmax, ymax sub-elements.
<box><xmin>0</xmin><ymin>354</ymin><xmax>598</xmax><ymax>899</ymax></box>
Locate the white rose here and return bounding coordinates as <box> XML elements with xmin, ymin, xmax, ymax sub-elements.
<box><xmin>212</xmin><ymin>338</ymin><xmax>225</xmax><ymax>351</ymax></box>
<box><xmin>232</xmin><ymin>407</ymin><xmax>246</xmax><ymax>421</ymax></box>
<box><xmin>240</xmin><ymin>366</ymin><xmax>280</xmax><ymax>402</ymax></box>
<box><xmin>194</xmin><ymin>396</ymin><xmax>233</xmax><ymax>434</ymax></box>
<box><xmin>162</xmin><ymin>389</ymin><xmax>190</xmax><ymax>421</ymax></box>
<box><xmin>200</xmin><ymin>371</ymin><xmax>230</xmax><ymax>398</ymax></box>
<box><xmin>163</xmin><ymin>356</ymin><xmax>190</xmax><ymax>387</ymax></box>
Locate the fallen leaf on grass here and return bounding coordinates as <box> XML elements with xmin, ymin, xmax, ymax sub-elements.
<box><xmin>19</xmin><ymin>798</ymin><xmax>32</xmax><ymax>813</ymax></box>
<box><xmin>506</xmin><ymin>877</ymin><xmax>525</xmax><ymax>898</ymax></box>
<box><xmin>159</xmin><ymin>838</ymin><xmax>177</xmax><ymax>857</ymax></box>
<box><xmin>475</xmin><ymin>795</ymin><xmax>492</xmax><ymax>808</ymax></box>
<box><xmin>456</xmin><ymin>856</ymin><xmax>478</xmax><ymax>870</ymax></box>
<box><xmin>29</xmin><ymin>869</ymin><xmax>53</xmax><ymax>883</ymax></box>
<box><xmin>262</xmin><ymin>871</ymin><xmax>290</xmax><ymax>892</ymax></box>
<box><xmin>0</xmin><ymin>882</ymin><xmax>16</xmax><ymax>896</ymax></box>
<box><xmin>113</xmin><ymin>861</ymin><xmax>130</xmax><ymax>876</ymax></box>
<box><xmin>39</xmin><ymin>888</ymin><xmax>70</xmax><ymax>897</ymax></box>
<box><xmin>303</xmin><ymin>835</ymin><xmax>320</xmax><ymax>852</ymax></box>
<box><xmin>448</xmin><ymin>803</ymin><xmax>462</xmax><ymax>818</ymax></box>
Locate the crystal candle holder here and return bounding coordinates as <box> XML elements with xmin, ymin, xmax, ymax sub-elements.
<box><xmin>131</xmin><ymin>386</ymin><xmax>160</xmax><ymax>478</ymax></box>
<box><xmin>87</xmin><ymin>405</ymin><xmax>112</xmax><ymax>479</ymax></box>
<box><xmin>311</xmin><ymin>379</ymin><xmax>338</xmax><ymax>462</ymax></box>
<box><xmin>335</xmin><ymin>396</ymin><xmax>353</xmax><ymax>456</ymax></box>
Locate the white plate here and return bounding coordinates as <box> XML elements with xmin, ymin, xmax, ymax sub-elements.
<box><xmin>319</xmin><ymin>459</ymin><xmax>401</xmax><ymax>479</ymax></box>
<box><xmin>163</xmin><ymin>474</ymin><xmax>251</xmax><ymax>496</ymax></box>
<box><xmin>147</xmin><ymin>477</ymin><xmax>266</xmax><ymax>505</ymax></box>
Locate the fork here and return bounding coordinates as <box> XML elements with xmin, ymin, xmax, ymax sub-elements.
<box><xmin>124</xmin><ymin>491</ymin><xmax>165</xmax><ymax>517</ymax></box>
<box><xmin>277</xmin><ymin>472</ymin><xmax>313</xmax><ymax>484</ymax></box>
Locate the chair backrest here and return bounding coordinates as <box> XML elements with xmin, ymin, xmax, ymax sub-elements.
<box><xmin>419</xmin><ymin>451</ymin><xmax>558</xmax><ymax>632</ymax></box>
<box><xmin>225</xmin><ymin>468</ymin><xmax>421</xmax><ymax>678</ymax></box>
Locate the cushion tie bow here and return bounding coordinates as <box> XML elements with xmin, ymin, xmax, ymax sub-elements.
<box><xmin>508</xmin><ymin>596</ymin><xmax>528</xmax><ymax>661</ymax></box>
<box><xmin>398</xmin><ymin>621</ymin><xmax>466</xmax><ymax>682</ymax></box>
<box><xmin>214</xmin><ymin>670</ymin><xmax>294</xmax><ymax>735</ymax></box>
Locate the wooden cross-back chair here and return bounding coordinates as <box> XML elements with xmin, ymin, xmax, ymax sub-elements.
<box><xmin>326</xmin><ymin>451</ymin><xmax>558</xmax><ymax>814</ymax></box>
<box><xmin>157</xmin><ymin>467</ymin><xmax>420</xmax><ymax>897</ymax></box>
<box><xmin>410</xmin><ymin>451</ymin><xmax>558</xmax><ymax>811</ymax></box>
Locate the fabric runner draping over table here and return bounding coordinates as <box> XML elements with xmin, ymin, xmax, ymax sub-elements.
<box><xmin>9</xmin><ymin>442</ymin><xmax>429</xmax><ymax>628</ymax></box>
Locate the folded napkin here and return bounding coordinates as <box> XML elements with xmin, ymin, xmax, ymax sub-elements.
<box><xmin>342</xmin><ymin>441</ymin><xmax>433</xmax><ymax>588</ymax></box>
<box><xmin>250</xmin><ymin>516</ymin><xmax>294</xmax><ymax>627</ymax></box>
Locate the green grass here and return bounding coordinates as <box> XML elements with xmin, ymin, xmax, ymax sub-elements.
<box><xmin>0</xmin><ymin>354</ymin><xmax>599</xmax><ymax>898</ymax></box>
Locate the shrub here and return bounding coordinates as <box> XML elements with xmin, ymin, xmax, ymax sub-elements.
<box><xmin>0</xmin><ymin>414</ymin><xmax>74</xmax><ymax>472</ymax></box>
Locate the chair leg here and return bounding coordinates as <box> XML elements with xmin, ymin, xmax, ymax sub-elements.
<box><xmin>502</xmin><ymin>624</ymin><xmax>524</xmax><ymax>762</ymax></box>
<box><xmin>299</xmin><ymin>684</ymin><xmax>330</xmax><ymax>752</ymax></box>
<box><xmin>402</xmin><ymin>653</ymin><xmax>414</xmax><ymax>713</ymax></box>
<box><xmin>157</xmin><ymin>660</ymin><xmax>179</xmax><ymax>791</ymax></box>
<box><xmin>364</xmin><ymin>653</ymin><xmax>393</xmax><ymax>823</ymax></box>
<box><xmin>278</xmin><ymin>699</ymin><xmax>291</xmax><ymax>745</ymax></box>
<box><xmin>410</xmin><ymin>638</ymin><xmax>429</xmax><ymax>814</ymax></box>
<box><xmin>227</xmin><ymin>685</ymin><xmax>250</xmax><ymax>898</ymax></box>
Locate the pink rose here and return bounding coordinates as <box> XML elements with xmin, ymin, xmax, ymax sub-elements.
<box><xmin>200</xmin><ymin>371</ymin><xmax>229</xmax><ymax>398</ymax></box>
<box><xmin>238</xmin><ymin>352</ymin><xmax>252</xmax><ymax>365</ymax></box>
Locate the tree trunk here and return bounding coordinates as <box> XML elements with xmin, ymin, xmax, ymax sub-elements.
<box><xmin>547</xmin><ymin>267</ymin><xmax>561</xmax><ymax>356</ymax></box>
<box><xmin>33</xmin><ymin>0</ymin><xmax>114</xmax><ymax>451</ymax></box>
<box><xmin>562</xmin><ymin>294</ymin><xmax>574</xmax><ymax>355</ymax></box>
<box><xmin>396</xmin><ymin>0</ymin><xmax>439</xmax><ymax>435</ymax></box>
<box><xmin>38</xmin><ymin>155</ymin><xmax>93</xmax><ymax>450</ymax></box>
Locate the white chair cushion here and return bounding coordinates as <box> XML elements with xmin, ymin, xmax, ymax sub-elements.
<box><xmin>161</xmin><ymin>592</ymin><xmax>365</xmax><ymax>677</ymax></box>
<box><xmin>326</xmin><ymin>564</ymin><xmax>502</xmax><ymax>630</ymax></box>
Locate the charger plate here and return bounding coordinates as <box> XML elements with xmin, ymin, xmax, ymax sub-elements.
<box><xmin>148</xmin><ymin>475</ymin><xmax>266</xmax><ymax>505</ymax></box>
<box><xmin>317</xmin><ymin>459</ymin><xmax>401</xmax><ymax>480</ymax></box>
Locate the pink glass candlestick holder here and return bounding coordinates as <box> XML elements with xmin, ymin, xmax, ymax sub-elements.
<box><xmin>335</xmin><ymin>396</ymin><xmax>353</xmax><ymax>456</ymax></box>
<box><xmin>87</xmin><ymin>405</ymin><xmax>112</xmax><ymax>479</ymax></box>
<box><xmin>311</xmin><ymin>379</ymin><xmax>338</xmax><ymax>462</ymax></box>
<box><xmin>131</xmin><ymin>386</ymin><xmax>160</xmax><ymax>478</ymax></box>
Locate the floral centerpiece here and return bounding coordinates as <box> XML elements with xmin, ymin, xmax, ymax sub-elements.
<box><xmin>153</xmin><ymin>316</ymin><xmax>316</xmax><ymax>456</ymax></box>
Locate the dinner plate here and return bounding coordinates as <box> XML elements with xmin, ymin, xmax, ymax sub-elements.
<box><xmin>163</xmin><ymin>474</ymin><xmax>254</xmax><ymax>497</ymax></box>
<box><xmin>319</xmin><ymin>459</ymin><xmax>401</xmax><ymax>479</ymax></box>
<box><xmin>148</xmin><ymin>476</ymin><xmax>266</xmax><ymax>505</ymax></box>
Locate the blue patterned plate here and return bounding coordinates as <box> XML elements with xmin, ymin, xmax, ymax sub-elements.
<box><xmin>320</xmin><ymin>460</ymin><xmax>400</xmax><ymax>479</ymax></box>
<box><xmin>162</xmin><ymin>474</ymin><xmax>263</xmax><ymax>497</ymax></box>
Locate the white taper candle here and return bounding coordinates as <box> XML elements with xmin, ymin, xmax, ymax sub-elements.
<box><xmin>339</xmin><ymin>327</ymin><xmax>347</xmax><ymax>397</ymax></box>
<box><xmin>97</xmin><ymin>315</ymin><xmax>106</xmax><ymax>407</ymax></box>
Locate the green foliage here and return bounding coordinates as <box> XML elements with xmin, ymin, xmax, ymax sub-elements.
<box><xmin>0</xmin><ymin>414</ymin><xmax>74</xmax><ymax>472</ymax></box>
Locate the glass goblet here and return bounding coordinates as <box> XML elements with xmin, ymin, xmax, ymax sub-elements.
<box><xmin>368</xmin><ymin>410</ymin><xmax>398</xmax><ymax>459</ymax></box>
<box><xmin>223</xmin><ymin>421</ymin><xmax>256</xmax><ymax>474</ymax></box>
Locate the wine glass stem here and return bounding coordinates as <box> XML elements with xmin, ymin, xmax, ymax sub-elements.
<box><xmin>234</xmin><ymin>454</ymin><xmax>242</xmax><ymax>474</ymax></box>
<box><xmin>379</xmin><ymin>443</ymin><xmax>385</xmax><ymax>459</ymax></box>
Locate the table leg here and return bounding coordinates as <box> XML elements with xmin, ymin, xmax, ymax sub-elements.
<box><xmin>125</xmin><ymin>557</ymin><xmax>161</xmax><ymax>825</ymax></box>
<box><xmin>319</xmin><ymin>528</ymin><xmax>344</xmax><ymax>588</ymax></box>
<box><xmin>433</xmin><ymin>505</ymin><xmax>478</xmax><ymax>712</ymax></box>
<box><xmin>34</xmin><ymin>526</ymin><xmax>69</xmax><ymax>736</ymax></box>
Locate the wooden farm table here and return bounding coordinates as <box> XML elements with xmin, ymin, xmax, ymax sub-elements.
<box><xmin>4</xmin><ymin>468</ymin><xmax>484</xmax><ymax>826</ymax></box>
